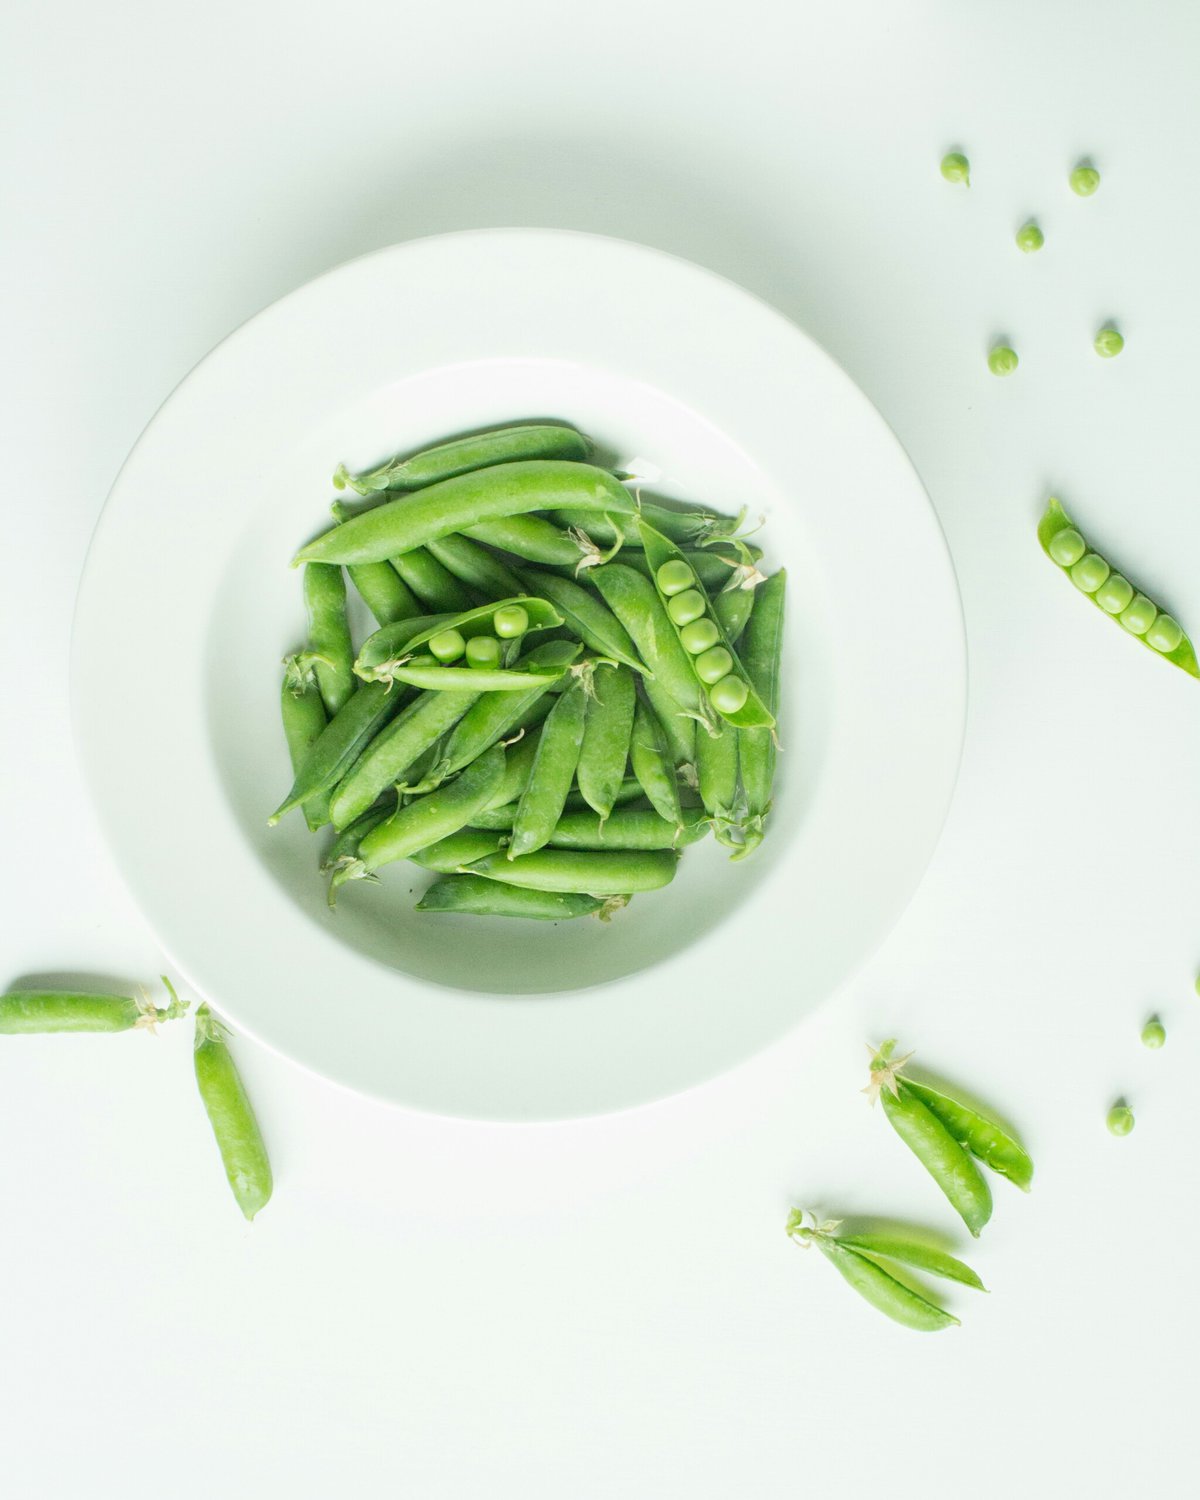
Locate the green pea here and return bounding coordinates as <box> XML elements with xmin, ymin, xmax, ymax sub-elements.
<box><xmin>667</xmin><ymin>589</ymin><xmax>707</xmax><ymax>627</ymax></box>
<box><xmin>1146</xmin><ymin>614</ymin><xmax>1183</xmax><ymax>653</ymax></box>
<box><xmin>493</xmin><ymin>604</ymin><xmax>530</xmax><ymax>639</ymax></box>
<box><xmin>988</xmin><ymin>345</ymin><xmax>1019</xmax><ymax>377</ymax></box>
<box><xmin>465</xmin><ymin>635</ymin><xmax>503</xmax><ymax>669</ymax></box>
<box><xmin>709</xmin><ymin>676</ymin><xmax>749</xmax><ymax>715</ymax></box>
<box><xmin>1141</xmin><ymin>1017</ymin><xmax>1166</xmax><ymax>1049</ymax></box>
<box><xmin>1016</xmin><ymin>222</ymin><xmax>1044</xmax><ymax>253</ymax></box>
<box><xmin>1070</xmin><ymin>553</ymin><xmax>1110</xmax><ymax>594</ymax></box>
<box><xmin>1094</xmin><ymin>327</ymin><xmax>1124</xmax><ymax>359</ymax></box>
<box><xmin>695</xmin><ymin>646</ymin><xmax>733</xmax><ymax>685</ymax></box>
<box><xmin>429</xmin><ymin>628</ymin><xmax>466</xmax><ymax>663</ymax></box>
<box><xmin>1047</xmin><ymin>528</ymin><xmax>1086</xmax><ymax>567</ymax></box>
<box><xmin>679</xmin><ymin>618</ymin><xmax>720</xmax><ymax>655</ymax></box>
<box><xmin>1094</xmin><ymin>573</ymin><xmax>1133</xmax><ymax>615</ymax></box>
<box><xmin>940</xmin><ymin>151</ymin><xmax>970</xmax><ymax>186</ymax></box>
<box><xmin>1119</xmin><ymin>594</ymin><xmax>1157</xmax><ymax>636</ymax></box>
<box><xmin>1070</xmin><ymin>164</ymin><xmax>1100</xmax><ymax>197</ymax></box>
<box><xmin>1106</xmin><ymin>1103</ymin><xmax>1134</xmax><ymax>1136</ymax></box>
<box><xmin>656</xmin><ymin>559</ymin><xmax>696</xmax><ymax>596</ymax></box>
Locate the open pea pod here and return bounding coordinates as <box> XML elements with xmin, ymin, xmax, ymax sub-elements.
<box><xmin>636</xmin><ymin>520</ymin><xmax>774</xmax><ymax>729</ymax></box>
<box><xmin>355</xmin><ymin>597</ymin><xmax>563</xmax><ymax>684</ymax></box>
<box><xmin>385</xmin><ymin>659</ymin><xmax>566</xmax><ymax>692</ymax></box>
<box><xmin>1038</xmin><ymin>496</ymin><xmax>1199</xmax><ymax>679</ymax></box>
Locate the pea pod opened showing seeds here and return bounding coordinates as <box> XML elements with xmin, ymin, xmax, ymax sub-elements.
<box><xmin>272</xmin><ymin>420</ymin><xmax>788</xmax><ymax>921</ymax></box>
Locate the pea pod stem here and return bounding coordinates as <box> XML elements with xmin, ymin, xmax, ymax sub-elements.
<box><xmin>0</xmin><ymin>976</ymin><xmax>187</xmax><ymax>1034</ymax></box>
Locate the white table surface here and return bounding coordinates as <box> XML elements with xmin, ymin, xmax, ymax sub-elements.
<box><xmin>4</xmin><ymin>3</ymin><xmax>1199</xmax><ymax>1495</ymax></box>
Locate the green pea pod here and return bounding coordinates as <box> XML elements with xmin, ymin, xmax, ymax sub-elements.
<box><xmin>477</xmin><ymin>775</ymin><xmax>647</xmax><ymax>830</ymax></box>
<box><xmin>630</xmin><ymin>697</ymin><xmax>683</xmax><ymax>827</ymax></box>
<box><xmin>695</xmin><ymin>718</ymin><xmax>739</xmax><ymax>845</ymax></box>
<box><xmin>590</xmin><ymin>563</ymin><xmax>704</xmax><ymax>720</ymax></box>
<box><xmin>565</xmin><ymin>776</ymin><xmax>644</xmax><ymax>814</ymax></box>
<box><xmin>640</xmin><ymin>672</ymin><xmax>697</xmax><ymax>767</ymax></box>
<box><xmin>637</xmin><ymin>521</ymin><xmax>773</xmax><ymax>729</ymax></box>
<box><xmin>280</xmin><ymin>654</ymin><xmax>330</xmax><ymax>832</ymax></box>
<box><xmin>328</xmin><ymin>688</ymin><xmax>481</xmax><ymax>830</ymax></box>
<box><xmin>321</xmin><ymin>801</ymin><xmax>395</xmax><ymax>870</ymax></box>
<box><xmin>480</xmin><ymin>723</ymin><xmax>544</xmax><ymax>810</ymax></box>
<box><xmin>296</xmin><ymin>461</ymin><xmax>636</xmax><ymax>567</ymax></box>
<box><xmin>732</xmin><ymin>569</ymin><xmax>786</xmax><ymax>859</ymax></box>
<box><xmin>834</xmin><ymin>1234</ymin><xmax>986</xmax><ymax>1290</ymax></box>
<box><xmin>269</xmin><ymin>679</ymin><xmax>405</xmax><ymax>825</ymax></box>
<box><xmin>193</xmin><ymin>1005</ymin><xmax>272</xmax><ymax>1221</ymax></box>
<box><xmin>547</xmin><ymin>805</ymin><xmax>709</xmax><ymax>851</ymax></box>
<box><xmin>0</xmin><ymin>976</ymin><xmax>186</xmax><ymax>1034</ymax></box>
<box><xmin>391</xmin><ymin>546</ymin><xmax>477</xmax><ymax>612</ymax></box>
<box><xmin>509</xmin><ymin>677</ymin><xmax>588</xmax><ymax>859</ymax></box>
<box><xmin>416</xmin><ymin>875</ymin><xmax>610</xmax><ymax>921</ymax></box>
<box><xmin>464</xmin><ymin>514</ymin><xmax>586</xmax><ymax>567</ymax></box>
<box><xmin>900</xmin><ymin>1079</ymin><xmax>1034</xmax><ymax>1193</ymax></box>
<box><xmin>408</xmin><ymin>828</ymin><xmax>507</xmax><ymax>872</ymax></box>
<box><xmin>577</xmin><ymin>664</ymin><xmax>637</xmax><ymax>819</ymax></box>
<box><xmin>619</xmin><ymin>545</ymin><xmax>764</xmax><ymax>592</ymax></box>
<box><xmin>355</xmin><ymin>598</ymin><xmax>563</xmax><ymax>685</ymax></box>
<box><xmin>556</xmin><ymin>500</ymin><xmax>742</xmax><ymax>548</ymax></box>
<box><xmin>386</xmin><ymin>662</ymin><xmax>561</xmax><ymax>692</ymax></box>
<box><xmin>334</xmin><ymin>422</ymin><xmax>591</xmax><ymax>494</ymax></box>
<box><xmin>303</xmin><ymin>563</ymin><xmax>356</xmax><ymax>715</ymax></box>
<box><xmin>517</xmin><ymin>568</ymin><xmax>647</xmax><ymax>674</ymax></box>
<box><xmin>330</xmin><ymin>744</ymin><xmax>507</xmax><ymax>901</ymax></box>
<box><xmin>817</xmin><ymin>1240</ymin><xmax>959</xmax><ymax>1332</ymax></box>
<box><xmin>1038</xmin><ymin>497</ymin><xmax>1199</xmax><ymax>678</ymax></box>
<box><xmin>434</xmin><ymin>641</ymin><xmax>581</xmax><ymax>778</ymax></box>
<box><xmin>712</xmin><ymin>583</ymin><xmax>755</xmax><ymax>644</ymax></box>
<box><xmin>466</xmin><ymin>847</ymin><xmax>677</xmax><ymax>895</ymax></box>
<box><xmin>426</xmin><ymin>533</ymin><xmax>525</xmax><ymax>598</ymax></box>
<box><xmin>331</xmin><ymin>500</ymin><xmax>421</xmax><ymax>623</ymax></box>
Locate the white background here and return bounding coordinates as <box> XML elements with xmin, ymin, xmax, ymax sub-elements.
<box><xmin>4</xmin><ymin>2</ymin><xmax>1199</xmax><ymax>1495</ymax></box>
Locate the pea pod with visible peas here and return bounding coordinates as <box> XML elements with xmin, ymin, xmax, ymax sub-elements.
<box><xmin>733</xmin><ymin>569</ymin><xmax>786</xmax><ymax>858</ymax></box>
<box><xmin>280</xmin><ymin>654</ymin><xmax>331</xmax><ymax>832</ymax></box>
<box><xmin>194</xmin><ymin>1005</ymin><xmax>272</xmax><ymax>1221</ymax></box>
<box><xmin>0</xmin><ymin>976</ymin><xmax>187</xmax><ymax>1034</ymax></box>
<box><xmin>508</xmin><ymin>676</ymin><xmax>588</xmax><ymax>859</ymax></box>
<box><xmin>417</xmin><ymin>875</ymin><xmax>614</xmax><ymax>921</ymax></box>
<box><xmin>296</xmin><ymin>461</ymin><xmax>637</xmax><ymax>567</ymax></box>
<box><xmin>1038</xmin><ymin>497</ymin><xmax>1199</xmax><ymax>678</ymax></box>
<box><xmin>465</xmin><ymin>847</ymin><xmax>677</xmax><ymax>895</ymax></box>
<box><xmin>576</xmin><ymin>663</ymin><xmax>637</xmax><ymax>820</ymax></box>
<box><xmin>333</xmin><ymin>422</ymin><xmax>591</xmax><ymax>494</ymax></box>
<box><xmin>354</xmin><ymin>598</ymin><xmax>562</xmax><ymax>686</ymax></box>
<box><xmin>303</xmin><ymin>563</ymin><xmax>356</xmax><ymax>715</ymax></box>
<box><xmin>620</xmin><ymin>545</ymin><xmax>764</xmax><ymax>593</ymax></box>
<box><xmin>590</xmin><ymin>563</ymin><xmax>706</xmax><ymax>724</ymax></box>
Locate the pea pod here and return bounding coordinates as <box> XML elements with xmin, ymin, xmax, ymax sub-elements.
<box><xmin>464</xmin><ymin>514</ymin><xmax>586</xmax><ymax>567</ymax></box>
<box><xmin>1038</xmin><ymin>497</ymin><xmax>1199</xmax><ymax>678</ymax></box>
<box><xmin>1</xmin><ymin>976</ymin><xmax>186</xmax><ymax>1034</ymax></box>
<box><xmin>835</xmin><ymin>1233</ymin><xmax>986</xmax><ymax>1290</ymax></box>
<box><xmin>193</xmin><ymin>1005</ymin><xmax>272</xmax><ymax>1221</ymax></box>
<box><xmin>556</xmin><ymin>500</ymin><xmax>742</xmax><ymax>548</ymax></box>
<box><xmin>630</xmin><ymin>696</ymin><xmax>684</xmax><ymax>828</ymax></box>
<box><xmin>479</xmin><ymin>723</ymin><xmax>544</xmax><ymax>811</ymax></box>
<box><xmin>331</xmin><ymin>500</ymin><xmax>420</xmax><ymax>623</ymax></box>
<box><xmin>416</xmin><ymin>875</ymin><xmax>610</xmax><ymax>921</ymax></box>
<box><xmin>321</xmin><ymin>801</ymin><xmax>395</xmax><ymax>869</ymax></box>
<box><xmin>390</xmin><ymin>546</ymin><xmax>477</xmax><ymax>612</ymax></box>
<box><xmin>545</xmin><ymin>805</ymin><xmax>709</xmax><ymax>850</ymax></box>
<box><xmin>867</xmin><ymin>1042</ymin><xmax>993</xmax><ymax>1237</ymax></box>
<box><xmin>328</xmin><ymin>689</ymin><xmax>481</xmax><ymax>830</ymax></box>
<box><xmin>516</xmin><ymin>568</ymin><xmax>647</xmax><ymax>673</ymax></box>
<box><xmin>695</xmin><ymin>719</ymin><xmax>739</xmax><ymax>847</ymax></box>
<box><xmin>466</xmin><ymin>847</ymin><xmax>677</xmax><ymax>895</ymax></box>
<box><xmin>296</xmin><ymin>461</ymin><xmax>637</xmax><ymax>567</ymax></box>
<box><xmin>508</xmin><ymin>677</ymin><xmax>588</xmax><ymax>859</ymax></box>
<box><xmin>620</xmin><ymin>545</ymin><xmax>764</xmax><ymax>593</ymax></box>
<box><xmin>355</xmin><ymin>598</ymin><xmax>563</xmax><ymax>685</ymax></box>
<box><xmin>303</xmin><ymin>563</ymin><xmax>355</xmax><ymax>715</ymax></box>
<box><xmin>269</xmin><ymin>679</ymin><xmax>405</xmax><ymax>825</ymax></box>
<box><xmin>638</xmin><ymin>520</ymin><xmax>773</xmax><ymax>729</ymax></box>
<box><xmin>576</xmin><ymin>664</ymin><xmax>636</xmax><ymax>819</ymax></box>
<box><xmin>433</xmin><ymin>641</ymin><xmax>581</xmax><ymax>779</ymax></box>
<box><xmin>590</xmin><ymin>563</ymin><xmax>705</xmax><ymax>721</ymax></box>
<box><xmin>382</xmin><ymin>660</ymin><xmax>558</xmax><ymax>693</ymax></box>
<box><xmin>280</xmin><ymin>654</ymin><xmax>331</xmax><ymax>831</ymax></box>
<box><xmin>899</xmin><ymin>1078</ymin><xmax>1034</xmax><ymax>1192</ymax></box>
<box><xmin>640</xmin><ymin>673</ymin><xmax>697</xmax><ymax>767</ymax></box>
<box><xmin>474</xmin><ymin>776</ymin><xmax>645</xmax><ymax>829</ymax></box>
<box><xmin>733</xmin><ymin>569</ymin><xmax>786</xmax><ymax>859</ymax></box>
<box><xmin>565</xmin><ymin>776</ymin><xmax>644</xmax><ymax>814</ymax></box>
<box><xmin>426</xmin><ymin>533</ymin><xmax>524</xmax><ymax>598</ymax></box>
<box><xmin>334</xmin><ymin>422</ymin><xmax>591</xmax><ymax>494</ymax></box>
<box><xmin>408</xmin><ymin>828</ymin><xmax>506</xmax><ymax>872</ymax></box>
<box><xmin>330</xmin><ymin>744</ymin><xmax>506</xmax><ymax>902</ymax></box>
<box><xmin>712</xmin><ymin>583</ymin><xmax>755</xmax><ymax>645</ymax></box>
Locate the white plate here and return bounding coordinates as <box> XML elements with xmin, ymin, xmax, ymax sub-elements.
<box><xmin>72</xmin><ymin>229</ymin><xmax>964</xmax><ymax>1120</ymax></box>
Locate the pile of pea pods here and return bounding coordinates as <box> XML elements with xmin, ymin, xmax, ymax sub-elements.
<box><xmin>269</xmin><ymin>422</ymin><xmax>786</xmax><ymax>918</ymax></box>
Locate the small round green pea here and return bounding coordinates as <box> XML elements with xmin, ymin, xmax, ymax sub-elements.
<box><xmin>1048</xmin><ymin>528</ymin><xmax>1087</xmax><ymax>567</ymax></box>
<box><xmin>1094</xmin><ymin>573</ymin><xmax>1134</xmax><ymax>615</ymax></box>
<box><xmin>492</xmin><ymin>605</ymin><xmax>529</xmax><ymax>639</ymax></box>
<box><xmin>1146</xmin><ymin>614</ymin><xmax>1183</xmax><ymax>653</ymax></box>
<box><xmin>695</xmin><ymin>646</ymin><xmax>734</xmax><ymax>685</ymax></box>
<box><xmin>988</xmin><ymin>345</ymin><xmax>1019</xmax><ymax>377</ymax></box>
<box><xmin>709</xmin><ymin>675</ymin><xmax>749</xmax><ymax>714</ymax></box>
<box><xmin>667</xmin><ymin>589</ymin><xmax>707</xmax><ymax>627</ymax></box>
<box><xmin>1094</xmin><ymin>327</ymin><xmax>1124</xmax><ymax>359</ymax></box>
<box><xmin>1070</xmin><ymin>553</ymin><xmax>1110</xmax><ymax>594</ymax></box>
<box><xmin>1016</xmin><ymin>222</ymin><xmax>1044</xmax><ymax>253</ymax></box>
<box><xmin>1070</xmin><ymin>164</ymin><xmax>1101</xmax><ymax>197</ymax></box>
<box><xmin>940</xmin><ymin>152</ymin><xmax>970</xmax><ymax>186</ymax></box>
<box><xmin>679</xmin><ymin>618</ymin><xmax>720</xmax><ymax>655</ymax></box>
<box><xmin>429</xmin><ymin>629</ymin><xmax>466</xmax><ymax>663</ymax></box>
<box><xmin>1141</xmin><ymin>1017</ymin><xmax>1166</xmax><ymax>1050</ymax></box>
<box><xmin>465</xmin><ymin>635</ymin><xmax>502</xmax><ymax>669</ymax></box>
<box><xmin>656</xmin><ymin>560</ymin><xmax>695</xmax><ymax>597</ymax></box>
<box><xmin>1106</xmin><ymin>1103</ymin><xmax>1134</xmax><ymax>1137</ymax></box>
<box><xmin>1119</xmin><ymin>594</ymin><xmax>1157</xmax><ymax>636</ymax></box>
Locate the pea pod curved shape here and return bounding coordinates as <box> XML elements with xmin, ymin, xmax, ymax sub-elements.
<box><xmin>194</xmin><ymin>1005</ymin><xmax>273</xmax><ymax>1221</ymax></box>
<box><xmin>834</xmin><ymin>1234</ymin><xmax>986</xmax><ymax>1290</ymax></box>
<box><xmin>296</xmin><ymin>461</ymin><xmax>636</xmax><ymax>566</ymax></box>
<box><xmin>899</xmin><ymin>1079</ymin><xmax>1034</xmax><ymax>1192</ymax></box>
<box><xmin>465</xmin><ymin>847</ymin><xmax>677</xmax><ymax>895</ymax></box>
<box><xmin>416</xmin><ymin>875</ymin><xmax>609</xmax><ymax>921</ymax></box>
<box><xmin>879</xmin><ymin>1086</ymin><xmax>993</xmax><ymax>1237</ymax></box>
<box><xmin>334</xmin><ymin>422</ymin><xmax>591</xmax><ymax>494</ymax></box>
<box><xmin>1038</xmin><ymin>497</ymin><xmax>1199</xmax><ymax>678</ymax></box>
<box><xmin>515</xmin><ymin>568</ymin><xmax>648</xmax><ymax>674</ymax></box>
<box><xmin>355</xmin><ymin>597</ymin><xmax>563</xmax><ymax>683</ymax></box>
<box><xmin>817</xmin><ymin>1240</ymin><xmax>959</xmax><ymax>1332</ymax></box>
